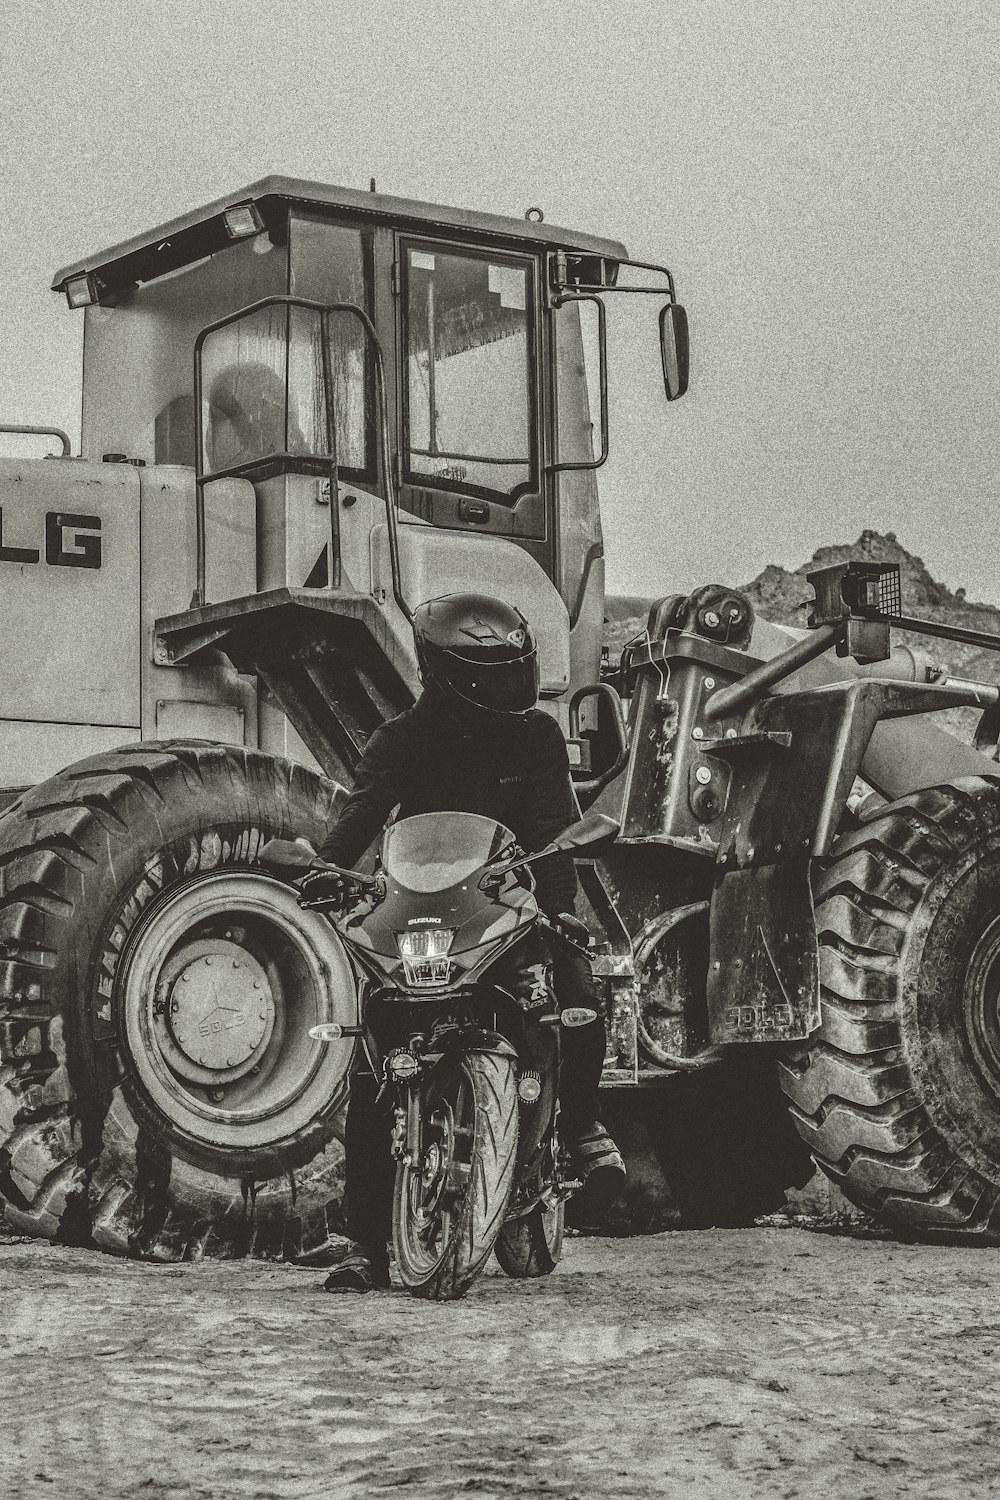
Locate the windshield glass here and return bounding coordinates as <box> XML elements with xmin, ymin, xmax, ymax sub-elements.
<box><xmin>403</xmin><ymin>243</ymin><xmax>535</xmax><ymax>502</ymax></box>
<box><xmin>382</xmin><ymin>813</ymin><xmax>514</xmax><ymax>893</ymax></box>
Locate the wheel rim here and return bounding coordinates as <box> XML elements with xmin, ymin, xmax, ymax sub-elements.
<box><xmin>121</xmin><ymin>870</ymin><xmax>357</xmax><ymax>1153</ymax></box>
<box><xmin>396</xmin><ymin>1068</ymin><xmax>475</xmax><ymax>1280</ymax></box>
<box><xmin>964</xmin><ymin>913</ymin><xmax>1000</xmax><ymax>1095</ymax></box>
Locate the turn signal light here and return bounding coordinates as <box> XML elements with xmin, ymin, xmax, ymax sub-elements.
<box><xmin>308</xmin><ymin>1023</ymin><xmax>345</xmax><ymax>1041</ymax></box>
<box><xmin>561</xmin><ymin>1007</ymin><xmax>598</xmax><ymax>1027</ymax></box>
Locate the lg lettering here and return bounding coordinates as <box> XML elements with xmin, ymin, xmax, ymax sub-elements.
<box><xmin>0</xmin><ymin>509</ymin><xmax>102</xmax><ymax>569</ymax></box>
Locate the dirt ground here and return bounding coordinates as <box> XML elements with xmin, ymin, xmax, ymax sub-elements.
<box><xmin>3</xmin><ymin>1224</ymin><xmax>1000</xmax><ymax>1500</ymax></box>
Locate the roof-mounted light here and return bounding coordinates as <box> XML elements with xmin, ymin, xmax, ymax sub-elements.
<box><xmin>222</xmin><ymin>202</ymin><xmax>265</xmax><ymax>240</ymax></box>
<box><xmin>64</xmin><ymin>272</ymin><xmax>99</xmax><ymax>309</ymax></box>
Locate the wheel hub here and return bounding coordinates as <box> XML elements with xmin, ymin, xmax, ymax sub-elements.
<box><xmin>156</xmin><ymin>937</ymin><xmax>275</xmax><ymax>1085</ymax></box>
<box><xmin>123</xmin><ymin>869</ymin><xmax>358</xmax><ymax>1156</ymax></box>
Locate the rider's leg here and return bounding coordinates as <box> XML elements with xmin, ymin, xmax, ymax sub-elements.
<box><xmin>324</xmin><ymin>1070</ymin><xmax>394</xmax><ymax>1292</ymax></box>
<box><xmin>552</xmin><ymin>946</ymin><xmax>607</xmax><ymax>1136</ymax></box>
<box><xmin>551</xmin><ymin>945</ymin><xmax>627</xmax><ymax>1202</ymax></box>
<box><xmin>500</xmin><ymin>936</ymin><xmax>625</xmax><ymax>1199</ymax></box>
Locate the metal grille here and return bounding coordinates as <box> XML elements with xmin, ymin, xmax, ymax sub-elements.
<box><xmin>849</xmin><ymin>563</ymin><xmax>901</xmax><ymax>619</ymax></box>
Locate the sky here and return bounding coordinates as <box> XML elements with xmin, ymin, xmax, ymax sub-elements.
<box><xmin>1</xmin><ymin>0</ymin><xmax>998</xmax><ymax>601</ymax></box>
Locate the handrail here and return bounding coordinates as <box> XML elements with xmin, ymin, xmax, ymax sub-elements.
<box><xmin>0</xmin><ymin>424</ymin><xmax>72</xmax><ymax>457</ymax></box>
<box><xmin>191</xmin><ymin>295</ymin><xmax>410</xmax><ymax>621</ymax></box>
<box><xmin>549</xmin><ymin>291</ymin><xmax>609</xmax><ymax>472</ymax></box>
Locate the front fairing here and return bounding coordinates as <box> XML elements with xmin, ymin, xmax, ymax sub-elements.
<box><xmin>340</xmin><ymin>812</ymin><xmax>539</xmax><ymax>990</ymax></box>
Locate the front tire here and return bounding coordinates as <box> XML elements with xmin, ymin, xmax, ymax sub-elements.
<box><xmin>779</xmin><ymin>776</ymin><xmax>1000</xmax><ymax>1241</ymax></box>
<box><xmin>0</xmin><ymin>741</ymin><xmax>355</xmax><ymax>1261</ymax></box>
<box><xmin>393</xmin><ymin>1051</ymin><xmax>518</xmax><ymax>1300</ymax></box>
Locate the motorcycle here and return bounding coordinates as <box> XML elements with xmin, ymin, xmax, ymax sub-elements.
<box><xmin>260</xmin><ymin>809</ymin><xmax>618</xmax><ymax>1301</ymax></box>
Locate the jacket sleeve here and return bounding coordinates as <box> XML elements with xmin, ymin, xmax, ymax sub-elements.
<box><xmin>316</xmin><ymin>722</ymin><xmax>405</xmax><ymax>869</ymax></box>
<box><xmin>526</xmin><ymin>714</ymin><xmax>580</xmax><ymax>916</ymax></box>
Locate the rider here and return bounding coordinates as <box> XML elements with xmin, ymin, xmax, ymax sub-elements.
<box><xmin>308</xmin><ymin>592</ymin><xmax>626</xmax><ymax>1292</ymax></box>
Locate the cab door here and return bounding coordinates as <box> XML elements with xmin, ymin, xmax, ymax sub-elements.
<box><xmin>394</xmin><ymin>235</ymin><xmax>553</xmax><ymax>581</ymax></box>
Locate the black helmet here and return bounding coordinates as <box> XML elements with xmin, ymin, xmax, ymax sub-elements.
<box><xmin>412</xmin><ymin>594</ymin><xmax>539</xmax><ymax>715</ymax></box>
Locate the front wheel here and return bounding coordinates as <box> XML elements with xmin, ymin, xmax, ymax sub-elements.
<box><xmin>392</xmin><ymin>1051</ymin><xmax>518</xmax><ymax>1301</ymax></box>
<box><xmin>779</xmin><ymin>777</ymin><xmax>1000</xmax><ymax>1241</ymax></box>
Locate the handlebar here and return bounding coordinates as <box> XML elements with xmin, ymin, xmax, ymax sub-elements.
<box><xmin>257</xmin><ymin>837</ymin><xmax>379</xmax><ymax>889</ymax></box>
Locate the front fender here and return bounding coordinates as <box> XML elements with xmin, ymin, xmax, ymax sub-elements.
<box><xmin>705</xmin><ymin>677</ymin><xmax>980</xmax><ymax>1044</ymax></box>
<box><xmin>436</xmin><ymin>1026</ymin><xmax>518</xmax><ymax>1061</ymax></box>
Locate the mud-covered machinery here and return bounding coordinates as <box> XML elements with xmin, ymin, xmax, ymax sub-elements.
<box><xmin>4</xmin><ymin>178</ymin><xmax>1000</xmax><ymax>1259</ymax></box>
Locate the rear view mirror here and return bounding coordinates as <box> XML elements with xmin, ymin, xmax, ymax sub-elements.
<box><xmin>551</xmin><ymin>812</ymin><xmax>621</xmax><ymax>854</ymax></box>
<box><xmin>660</xmin><ymin>303</ymin><xmax>689</xmax><ymax>402</ymax></box>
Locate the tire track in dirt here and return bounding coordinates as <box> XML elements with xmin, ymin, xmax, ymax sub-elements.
<box><xmin>3</xmin><ymin>1229</ymin><xmax>1000</xmax><ymax>1499</ymax></box>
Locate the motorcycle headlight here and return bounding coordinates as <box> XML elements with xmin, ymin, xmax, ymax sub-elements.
<box><xmin>395</xmin><ymin>928</ymin><xmax>456</xmax><ymax>986</ymax></box>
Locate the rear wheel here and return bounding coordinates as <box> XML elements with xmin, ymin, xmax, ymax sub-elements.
<box><xmin>393</xmin><ymin>1051</ymin><xmax>518</xmax><ymax>1300</ymax></box>
<box><xmin>0</xmin><ymin>741</ymin><xmax>355</xmax><ymax>1261</ymax></box>
<box><xmin>779</xmin><ymin>776</ymin><xmax>1000</xmax><ymax>1241</ymax></box>
<box><xmin>495</xmin><ymin>1197</ymin><xmax>564</xmax><ymax>1277</ymax></box>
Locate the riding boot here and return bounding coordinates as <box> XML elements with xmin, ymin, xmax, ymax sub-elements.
<box><xmin>324</xmin><ymin>1071</ymin><xmax>394</xmax><ymax>1292</ymax></box>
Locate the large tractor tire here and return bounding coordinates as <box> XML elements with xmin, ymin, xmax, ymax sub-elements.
<box><xmin>779</xmin><ymin>775</ymin><xmax>1000</xmax><ymax>1241</ymax></box>
<box><xmin>0</xmin><ymin>741</ymin><xmax>358</xmax><ymax>1261</ymax></box>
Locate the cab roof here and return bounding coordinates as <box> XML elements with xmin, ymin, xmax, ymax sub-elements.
<box><xmin>51</xmin><ymin>175</ymin><xmax>629</xmax><ymax>296</ymax></box>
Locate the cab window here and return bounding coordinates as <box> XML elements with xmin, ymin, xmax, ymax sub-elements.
<box><xmin>402</xmin><ymin>244</ymin><xmax>537</xmax><ymax>504</ymax></box>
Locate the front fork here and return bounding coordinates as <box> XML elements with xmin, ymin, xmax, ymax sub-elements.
<box><xmin>390</xmin><ymin>1083</ymin><xmax>423</xmax><ymax>1169</ymax></box>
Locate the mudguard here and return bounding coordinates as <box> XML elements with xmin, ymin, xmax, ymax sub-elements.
<box><xmin>436</xmin><ymin>1026</ymin><xmax>519</xmax><ymax>1061</ymax></box>
<box><xmin>706</xmin><ymin>677</ymin><xmax>981</xmax><ymax>1043</ymax></box>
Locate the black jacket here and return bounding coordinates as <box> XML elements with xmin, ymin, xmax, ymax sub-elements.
<box><xmin>317</xmin><ymin>692</ymin><xmax>579</xmax><ymax>915</ymax></box>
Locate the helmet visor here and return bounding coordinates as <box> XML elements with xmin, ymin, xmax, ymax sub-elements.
<box><xmin>441</xmin><ymin>651</ymin><xmax>539</xmax><ymax>715</ymax></box>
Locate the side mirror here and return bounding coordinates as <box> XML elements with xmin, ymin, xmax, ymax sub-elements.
<box><xmin>259</xmin><ymin>837</ymin><xmax>318</xmax><ymax>879</ymax></box>
<box><xmin>550</xmin><ymin>812</ymin><xmax>621</xmax><ymax>854</ymax></box>
<box><xmin>660</xmin><ymin>303</ymin><xmax>689</xmax><ymax>402</ymax></box>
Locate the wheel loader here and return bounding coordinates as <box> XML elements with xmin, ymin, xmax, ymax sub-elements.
<box><xmin>4</xmin><ymin>177</ymin><xmax>1000</xmax><ymax>1260</ymax></box>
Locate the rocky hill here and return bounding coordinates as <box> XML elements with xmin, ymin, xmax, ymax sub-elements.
<box><xmin>604</xmin><ymin>531</ymin><xmax>1000</xmax><ymax>743</ymax></box>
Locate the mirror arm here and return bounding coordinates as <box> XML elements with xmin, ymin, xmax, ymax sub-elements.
<box><xmin>479</xmin><ymin>843</ymin><xmax>558</xmax><ymax>888</ymax></box>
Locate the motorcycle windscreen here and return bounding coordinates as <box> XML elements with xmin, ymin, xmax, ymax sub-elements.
<box><xmin>382</xmin><ymin>812</ymin><xmax>514</xmax><ymax>893</ymax></box>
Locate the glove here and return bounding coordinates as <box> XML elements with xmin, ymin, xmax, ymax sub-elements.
<box><xmin>298</xmin><ymin>868</ymin><xmax>365</xmax><ymax>911</ymax></box>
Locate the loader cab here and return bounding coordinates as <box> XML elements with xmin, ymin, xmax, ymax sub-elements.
<box><xmin>52</xmin><ymin>179</ymin><xmax>685</xmax><ymax>778</ymax></box>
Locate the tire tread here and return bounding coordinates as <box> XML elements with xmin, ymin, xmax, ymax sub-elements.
<box><xmin>781</xmin><ymin>775</ymin><xmax>1000</xmax><ymax>1240</ymax></box>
